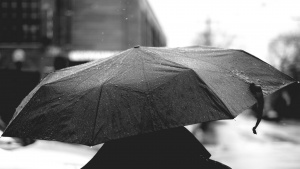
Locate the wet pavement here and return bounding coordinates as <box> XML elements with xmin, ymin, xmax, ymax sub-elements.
<box><xmin>1</xmin><ymin>113</ymin><xmax>300</xmax><ymax>169</ymax></box>
<box><xmin>201</xmin><ymin>114</ymin><xmax>300</xmax><ymax>169</ymax></box>
<box><xmin>0</xmin><ymin>138</ymin><xmax>98</xmax><ymax>169</ymax></box>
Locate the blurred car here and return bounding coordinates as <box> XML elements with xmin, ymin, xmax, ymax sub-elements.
<box><xmin>0</xmin><ymin>130</ymin><xmax>24</xmax><ymax>150</ymax></box>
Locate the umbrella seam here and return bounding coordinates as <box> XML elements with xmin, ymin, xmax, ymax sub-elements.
<box><xmin>143</xmin><ymin>47</ymin><xmax>244</xmax><ymax>84</ymax></box>
<box><xmin>173</xmin><ymin>48</ymin><xmax>239</xmax><ymax>74</ymax></box>
<box><xmin>104</xmin><ymin>50</ymin><xmax>135</xmax><ymax>85</ymax></box>
<box><xmin>168</xmin><ymin>48</ymin><xmax>235</xmax><ymax>118</ymax></box>
<box><xmin>43</xmin><ymin>50</ymin><xmax>131</xmax><ymax>86</ymax></box>
<box><xmin>90</xmin><ymin>49</ymin><xmax>134</xmax><ymax>144</ymax></box>
<box><xmin>239</xmin><ymin>49</ymin><xmax>295</xmax><ymax>81</ymax></box>
<box><xmin>146</xmin><ymin>47</ymin><xmax>262</xmax><ymax>85</ymax></box>
<box><xmin>90</xmin><ymin>85</ymin><xmax>103</xmax><ymax>145</ymax></box>
<box><xmin>137</xmin><ymin>49</ymin><xmax>157</xmax><ymax>131</ymax></box>
<box><xmin>137</xmin><ymin>49</ymin><xmax>151</xmax><ymax>93</ymax></box>
<box><xmin>140</xmin><ymin>48</ymin><xmax>237</xmax><ymax>117</ymax></box>
<box><xmin>176</xmin><ymin>48</ymin><xmax>295</xmax><ymax>88</ymax></box>
<box><xmin>137</xmin><ymin>48</ymin><xmax>194</xmax><ymax>93</ymax></box>
<box><xmin>142</xmin><ymin>47</ymin><xmax>190</xmax><ymax>69</ymax></box>
<box><xmin>190</xmin><ymin>70</ymin><xmax>235</xmax><ymax>119</ymax></box>
<box><xmin>41</xmin><ymin>50</ymin><xmax>134</xmax><ymax>120</ymax></box>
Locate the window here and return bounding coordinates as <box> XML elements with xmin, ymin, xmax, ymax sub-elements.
<box><xmin>0</xmin><ymin>0</ymin><xmax>41</xmax><ymax>43</ymax></box>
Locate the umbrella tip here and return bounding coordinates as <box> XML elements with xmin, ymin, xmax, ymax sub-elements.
<box><xmin>134</xmin><ymin>45</ymin><xmax>140</xmax><ymax>48</ymax></box>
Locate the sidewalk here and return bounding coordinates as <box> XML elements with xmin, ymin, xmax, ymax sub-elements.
<box><xmin>204</xmin><ymin>114</ymin><xmax>300</xmax><ymax>169</ymax></box>
<box><xmin>1</xmin><ymin>114</ymin><xmax>299</xmax><ymax>169</ymax></box>
<box><xmin>0</xmin><ymin>140</ymin><xmax>98</xmax><ymax>169</ymax></box>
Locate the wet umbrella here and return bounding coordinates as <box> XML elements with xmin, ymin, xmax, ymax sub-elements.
<box><xmin>2</xmin><ymin>46</ymin><xmax>296</xmax><ymax>146</ymax></box>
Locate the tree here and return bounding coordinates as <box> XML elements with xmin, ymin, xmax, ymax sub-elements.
<box><xmin>268</xmin><ymin>32</ymin><xmax>300</xmax><ymax>119</ymax></box>
<box><xmin>269</xmin><ymin>33</ymin><xmax>300</xmax><ymax>80</ymax></box>
<box><xmin>194</xmin><ymin>18</ymin><xmax>235</xmax><ymax>48</ymax></box>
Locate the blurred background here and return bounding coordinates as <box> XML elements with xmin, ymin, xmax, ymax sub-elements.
<box><xmin>0</xmin><ymin>0</ymin><xmax>299</xmax><ymax>168</ymax></box>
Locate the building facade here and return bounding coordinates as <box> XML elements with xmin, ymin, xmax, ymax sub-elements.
<box><xmin>0</xmin><ymin>0</ymin><xmax>166</xmax><ymax>74</ymax></box>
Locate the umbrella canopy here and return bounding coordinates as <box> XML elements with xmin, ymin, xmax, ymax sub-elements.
<box><xmin>2</xmin><ymin>46</ymin><xmax>296</xmax><ymax>146</ymax></box>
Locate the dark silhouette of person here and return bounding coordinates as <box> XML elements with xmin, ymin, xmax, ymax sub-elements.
<box><xmin>82</xmin><ymin>127</ymin><xmax>231</xmax><ymax>169</ymax></box>
<box><xmin>0</xmin><ymin>49</ymin><xmax>39</xmax><ymax>146</ymax></box>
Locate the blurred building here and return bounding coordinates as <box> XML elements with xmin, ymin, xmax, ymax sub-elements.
<box><xmin>0</xmin><ymin>0</ymin><xmax>166</xmax><ymax>75</ymax></box>
<box><xmin>0</xmin><ymin>0</ymin><xmax>166</xmax><ymax>125</ymax></box>
<box><xmin>0</xmin><ymin>0</ymin><xmax>44</xmax><ymax>71</ymax></box>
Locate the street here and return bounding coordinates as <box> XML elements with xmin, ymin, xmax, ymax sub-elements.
<box><xmin>203</xmin><ymin>113</ymin><xmax>300</xmax><ymax>169</ymax></box>
<box><xmin>0</xmin><ymin>139</ymin><xmax>98</xmax><ymax>169</ymax></box>
<box><xmin>0</xmin><ymin>0</ymin><xmax>299</xmax><ymax>169</ymax></box>
<box><xmin>1</xmin><ymin>113</ymin><xmax>300</xmax><ymax>169</ymax></box>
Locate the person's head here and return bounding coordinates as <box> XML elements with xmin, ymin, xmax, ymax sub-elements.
<box><xmin>12</xmin><ymin>49</ymin><xmax>26</xmax><ymax>71</ymax></box>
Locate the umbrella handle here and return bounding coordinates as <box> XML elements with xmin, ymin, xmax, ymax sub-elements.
<box><xmin>250</xmin><ymin>83</ymin><xmax>264</xmax><ymax>134</ymax></box>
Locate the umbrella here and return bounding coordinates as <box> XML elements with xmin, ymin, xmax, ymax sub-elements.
<box><xmin>2</xmin><ymin>46</ymin><xmax>296</xmax><ymax>146</ymax></box>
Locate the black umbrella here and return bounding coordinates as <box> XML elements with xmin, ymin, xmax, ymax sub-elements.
<box><xmin>2</xmin><ymin>46</ymin><xmax>296</xmax><ymax>145</ymax></box>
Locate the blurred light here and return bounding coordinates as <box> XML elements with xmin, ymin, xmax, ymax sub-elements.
<box><xmin>68</xmin><ymin>50</ymin><xmax>120</xmax><ymax>61</ymax></box>
<box><xmin>47</xmin><ymin>46</ymin><xmax>61</xmax><ymax>57</ymax></box>
<box><xmin>12</xmin><ymin>49</ymin><xmax>26</xmax><ymax>62</ymax></box>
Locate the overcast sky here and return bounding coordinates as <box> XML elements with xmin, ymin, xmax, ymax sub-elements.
<box><xmin>148</xmin><ymin>0</ymin><xmax>300</xmax><ymax>63</ymax></box>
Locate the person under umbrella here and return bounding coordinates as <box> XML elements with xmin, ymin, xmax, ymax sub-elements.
<box><xmin>82</xmin><ymin>126</ymin><xmax>231</xmax><ymax>169</ymax></box>
<box><xmin>1</xmin><ymin>46</ymin><xmax>296</xmax><ymax>168</ymax></box>
<box><xmin>82</xmin><ymin>83</ymin><xmax>264</xmax><ymax>169</ymax></box>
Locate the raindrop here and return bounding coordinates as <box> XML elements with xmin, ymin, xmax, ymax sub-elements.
<box><xmin>89</xmin><ymin>146</ymin><xmax>93</xmax><ymax>148</ymax></box>
<box><xmin>125</xmin><ymin>17</ymin><xmax>128</xmax><ymax>20</ymax></box>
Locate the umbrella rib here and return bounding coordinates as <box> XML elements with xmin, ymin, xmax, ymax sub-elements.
<box><xmin>42</xmin><ymin>50</ymin><xmax>134</xmax><ymax>110</ymax></box>
<box><xmin>90</xmin><ymin>50</ymin><xmax>134</xmax><ymax>144</ymax></box>
<box><xmin>43</xmin><ymin>50</ymin><xmax>131</xmax><ymax>86</ymax></box>
<box><xmin>145</xmin><ymin>48</ymin><xmax>233</xmax><ymax>81</ymax></box>
<box><xmin>137</xmin><ymin>49</ymin><xmax>159</xmax><ymax>130</ymax></box>
<box><xmin>146</xmin><ymin>47</ymin><xmax>239</xmax><ymax>78</ymax></box>
<box><xmin>176</xmin><ymin>49</ymin><xmax>235</xmax><ymax>117</ymax></box>
<box><xmin>90</xmin><ymin>85</ymin><xmax>103</xmax><ymax>145</ymax></box>
<box><xmin>138</xmin><ymin>50</ymin><xmax>151</xmax><ymax>93</ymax></box>
<box><xmin>174</xmin><ymin>48</ymin><xmax>296</xmax><ymax>96</ymax></box>
<box><xmin>144</xmin><ymin>47</ymin><xmax>235</xmax><ymax>118</ymax></box>
<box><xmin>174</xmin><ymin>49</ymin><xmax>235</xmax><ymax>73</ymax></box>
<box><xmin>141</xmin><ymin>47</ymin><xmax>188</xmax><ymax>69</ymax></box>
<box><xmin>139</xmin><ymin>48</ymin><xmax>234</xmax><ymax>124</ymax></box>
<box><xmin>104</xmin><ymin>50</ymin><xmax>134</xmax><ymax>84</ymax></box>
